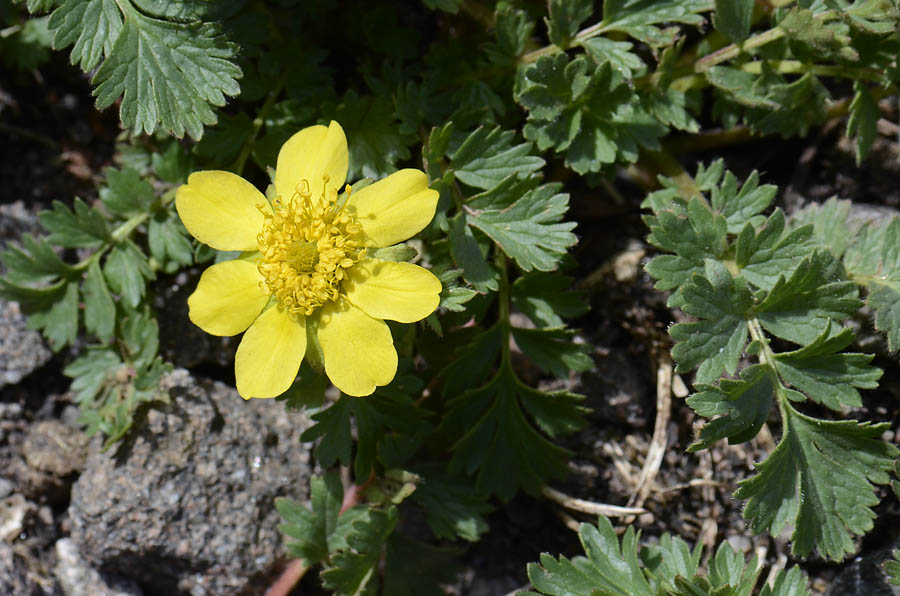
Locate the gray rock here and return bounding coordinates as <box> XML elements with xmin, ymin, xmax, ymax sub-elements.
<box><xmin>0</xmin><ymin>541</ymin><xmax>42</xmax><ymax>596</ymax></box>
<box><xmin>68</xmin><ymin>369</ymin><xmax>313</xmax><ymax>595</ymax></box>
<box><xmin>0</xmin><ymin>299</ymin><xmax>51</xmax><ymax>388</ymax></box>
<box><xmin>827</xmin><ymin>545</ymin><xmax>900</xmax><ymax>596</ymax></box>
<box><xmin>55</xmin><ymin>538</ymin><xmax>142</xmax><ymax>596</ymax></box>
<box><xmin>15</xmin><ymin>420</ymin><xmax>89</xmax><ymax>505</ymax></box>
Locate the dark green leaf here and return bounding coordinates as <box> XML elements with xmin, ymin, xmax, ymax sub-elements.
<box><xmin>581</xmin><ymin>37</ymin><xmax>646</xmax><ymax>79</ymax></box>
<box><xmin>27</xmin><ymin>279</ymin><xmax>79</xmax><ymax>350</ymax></box>
<box><xmin>511</xmin><ymin>326</ymin><xmax>592</xmax><ymax>378</ymax></box>
<box><xmin>103</xmin><ymin>241</ymin><xmax>153</xmax><ymax>308</ymax></box>
<box><xmin>714</xmin><ymin>0</ymin><xmax>754</xmax><ymax>44</ymax></box>
<box><xmin>383</xmin><ymin>533</ymin><xmax>460</xmax><ymax>596</ymax></box>
<box><xmin>687</xmin><ymin>365</ymin><xmax>773</xmax><ymax>450</ymax></box>
<box><xmin>735</xmin><ymin>210</ymin><xmax>815</xmax><ymax>290</ymax></box>
<box><xmin>276</xmin><ymin>470</ymin><xmax>343</xmax><ymax>565</ymax></box>
<box><xmin>790</xmin><ymin>197</ymin><xmax>860</xmax><ymax>259</ymax></box>
<box><xmin>410</xmin><ymin>463</ymin><xmax>491</xmax><ymax>542</ymax></box>
<box><xmin>1</xmin><ymin>234</ymin><xmax>74</xmax><ymax>285</ymax></box>
<box><xmin>449</xmin><ymin>215</ymin><xmax>499</xmax><ymax>292</ymax></box>
<box><xmin>546</xmin><ymin>0</ymin><xmax>593</xmax><ymax>49</ymax></box>
<box><xmin>301</xmin><ymin>396</ymin><xmax>353</xmax><ymax>468</ymax></box>
<box><xmin>321</xmin><ymin>506</ymin><xmax>398</xmax><ymax>595</ymax></box>
<box><xmin>449</xmin><ymin>126</ymin><xmax>544</xmax><ymax>190</ymax></box>
<box><xmin>148</xmin><ymin>208</ymin><xmax>193</xmax><ymax>273</ymax></box>
<box><xmin>601</xmin><ymin>0</ymin><xmax>712</xmax><ymax>47</ymax></box>
<box><xmin>511</xmin><ymin>272</ymin><xmax>587</xmax><ymax>328</ymax></box>
<box><xmin>736</xmin><ymin>404</ymin><xmax>898</xmax><ymax>560</ymax></box>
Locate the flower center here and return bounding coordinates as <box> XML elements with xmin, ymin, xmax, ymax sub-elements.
<box><xmin>257</xmin><ymin>176</ymin><xmax>364</xmax><ymax>316</ymax></box>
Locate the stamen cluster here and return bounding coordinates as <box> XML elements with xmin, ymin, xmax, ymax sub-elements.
<box><xmin>257</xmin><ymin>178</ymin><xmax>364</xmax><ymax>316</ymax></box>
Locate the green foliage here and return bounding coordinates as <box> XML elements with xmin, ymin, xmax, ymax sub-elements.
<box><xmin>644</xmin><ymin>163</ymin><xmax>898</xmax><ymax>561</ymax></box>
<box><xmin>522</xmin><ymin>516</ymin><xmax>810</xmax><ymax>596</ymax></box>
<box><xmin>41</xmin><ymin>0</ymin><xmax>241</xmax><ymax>139</ymax></box>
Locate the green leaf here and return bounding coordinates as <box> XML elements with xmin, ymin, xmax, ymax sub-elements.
<box><xmin>735</xmin><ymin>404</ymin><xmax>898</xmax><ymax>560</ymax></box>
<box><xmin>39</xmin><ymin>198</ymin><xmax>112</xmax><ymax>249</ymax></box>
<box><xmin>758</xmin><ymin>566</ymin><xmax>810</xmax><ymax>596</ymax></box>
<box><xmin>449</xmin><ymin>214</ymin><xmax>499</xmax><ymax>292</ymax></box>
<box><xmin>545</xmin><ymin>0</ymin><xmax>593</xmax><ymax>49</ymax></box>
<box><xmin>449</xmin><ymin>126</ymin><xmax>545</xmax><ymax>191</ymax></box>
<box><xmin>383</xmin><ymin>533</ymin><xmax>460</xmax><ymax>596</ymax></box>
<box><xmin>148</xmin><ymin>208</ymin><xmax>194</xmax><ymax>274</ymax></box>
<box><xmin>526</xmin><ymin>518</ymin><xmax>653</xmax><ymax>596</ymax></box>
<box><xmin>734</xmin><ymin>210</ymin><xmax>815</xmax><ymax>291</ymax></box>
<box><xmin>687</xmin><ymin>365</ymin><xmax>773</xmax><ymax>450</ymax></box>
<box><xmin>99</xmin><ymin>167</ymin><xmax>155</xmax><ymax>218</ymax></box>
<box><xmin>80</xmin><ymin>0</ymin><xmax>241</xmax><ymax>139</ymax></box>
<box><xmin>670</xmin><ymin>260</ymin><xmax>752</xmax><ymax>384</ymax></box>
<box><xmin>843</xmin><ymin>215</ymin><xmax>900</xmax><ymax>351</ymax></box>
<box><xmin>755</xmin><ymin>251</ymin><xmax>860</xmax><ymax>345</ymax></box>
<box><xmin>467</xmin><ymin>182</ymin><xmax>577</xmax><ymax>272</ymax></box>
<box><xmin>511</xmin><ymin>327</ymin><xmax>592</xmax><ymax>378</ymax></box>
<box><xmin>487</xmin><ymin>7</ymin><xmax>534</xmax><ymax>64</ymax></box>
<box><xmin>714</xmin><ymin>0</ymin><xmax>754</xmax><ymax>44</ymax></box>
<box><xmin>0</xmin><ymin>234</ymin><xmax>74</xmax><ymax>285</ymax></box>
<box><xmin>321</xmin><ymin>506</ymin><xmax>398</xmax><ymax>595</ymax></box>
<box><xmin>27</xmin><ymin>279</ymin><xmax>79</xmax><ymax>350</ymax></box>
<box><xmin>322</xmin><ymin>90</ymin><xmax>415</xmax><ymax>179</ymax></box>
<box><xmin>601</xmin><ymin>0</ymin><xmax>713</xmax><ymax>47</ymax></box>
<box><xmin>410</xmin><ymin>463</ymin><xmax>491</xmax><ymax>542</ymax></box>
<box><xmin>511</xmin><ymin>272</ymin><xmax>588</xmax><ymax>329</ymax></box>
<box><xmin>103</xmin><ymin>241</ymin><xmax>154</xmax><ymax>308</ymax></box>
<box><xmin>790</xmin><ymin>197</ymin><xmax>860</xmax><ymax>259</ymax></box>
<box><xmin>440</xmin><ymin>325</ymin><xmax>503</xmax><ymax>399</ymax></box>
<box><xmin>443</xmin><ymin>366</ymin><xmax>583</xmax><ymax>500</ymax></box>
<box><xmin>580</xmin><ymin>37</ymin><xmax>646</xmax><ymax>79</ymax></box>
<box><xmin>847</xmin><ymin>81</ymin><xmax>879</xmax><ymax>165</ymax></box>
<box><xmin>709</xmin><ymin>170</ymin><xmax>776</xmax><ymax>235</ymax></box>
<box><xmin>276</xmin><ymin>470</ymin><xmax>343</xmax><ymax>566</ymax></box>
<box><xmin>151</xmin><ymin>141</ymin><xmax>194</xmax><ymax>184</ymax></box>
<box><xmin>641</xmin><ymin>532</ymin><xmax>703</xmax><ymax>595</ymax></box>
<box><xmin>773</xmin><ymin>323</ymin><xmax>881</xmax><ymax>411</ymax></box>
<box><xmin>886</xmin><ymin>549</ymin><xmax>900</xmax><ymax>587</ymax></box>
<box><xmin>518</xmin><ymin>55</ymin><xmax>667</xmax><ymax>173</ymax></box>
<box><xmin>82</xmin><ymin>260</ymin><xmax>116</xmax><ymax>343</ymax></box>
<box><xmin>195</xmin><ymin>112</ymin><xmax>254</xmax><ymax>167</ymax></box>
<box><xmin>301</xmin><ymin>396</ymin><xmax>353</xmax><ymax>468</ymax></box>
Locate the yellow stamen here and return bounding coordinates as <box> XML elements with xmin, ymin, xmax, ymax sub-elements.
<box><xmin>257</xmin><ymin>176</ymin><xmax>363</xmax><ymax>316</ymax></box>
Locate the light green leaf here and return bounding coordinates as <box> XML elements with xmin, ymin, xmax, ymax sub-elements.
<box><xmin>99</xmin><ymin>167</ymin><xmax>155</xmax><ymax>218</ymax></box>
<box><xmin>734</xmin><ymin>210</ymin><xmax>815</xmax><ymax>291</ymax></box>
<box><xmin>48</xmin><ymin>0</ymin><xmax>121</xmax><ymax>70</ymax></box>
<box><xmin>449</xmin><ymin>215</ymin><xmax>499</xmax><ymax>292</ymax></box>
<box><xmin>601</xmin><ymin>0</ymin><xmax>713</xmax><ymax>46</ymax></box>
<box><xmin>790</xmin><ymin>197</ymin><xmax>860</xmax><ymax>259</ymax></box>
<box><xmin>847</xmin><ymin>81</ymin><xmax>879</xmax><ymax>165</ymax></box>
<box><xmin>546</xmin><ymin>0</ymin><xmax>594</xmax><ymax>49</ymax></box>
<box><xmin>103</xmin><ymin>241</ymin><xmax>154</xmax><ymax>308</ymax></box>
<box><xmin>148</xmin><ymin>208</ymin><xmax>194</xmax><ymax>274</ymax></box>
<box><xmin>580</xmin><ymin>37</ymin><xmax>646</xmax><ymax>79</ymax></box>
<box><xmin>844</xmin><ymin>217</ymin><xmax>900</xmax><ymax>350</ymax></box>
<box><xmin>467</xmin><ymin>182</ymin><xmax>577</xmax><ymax>272</ymax></box>
<box><xmin>39</xmin><ymin>199</ymin><xmax>112</xmax><ymax>249</ymax></box>
<box><xmin>449</xmin><ymin>126</ymin><xmax>545</xmax><ymax>190</ymax></box>
<box><xmin>321</xmin><ymin>507</ymin><xmax>398</xmax><ymax>595</ymax></box>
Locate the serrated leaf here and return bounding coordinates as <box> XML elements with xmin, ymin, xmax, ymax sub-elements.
<box><xmin>517</xmin><ymin>54</ymin><xmax>666</xmax><ymax>173</ymax></box>
<box><xmin>580</xmin><ymin>37</ymin><xmax>646</xmax><ymax>79</ymax></box>
<box><xmin>844</xmin><ymin>214</ymin><xmax>900</xmax><ymax>351</ymax></box>
<box><xmin>323</xmin><ymin>90</ymin><xmax>415</xmax><ymax>179</ymax></box>
<box><xmin>736</xmin><ymin>404</ymin><xmax>898</xmax><ymax>560</ymax></box>
<box><xmin>449</xmin><ymin>214</ymin><xmax>499</xmax><ymax>292</ymax></box>
<box><xmin>99</xmin><ymin>167</ymin><xmax>155</xmax><ymax>218</ymax></box>
<box><xmin>886</xmin><ymin>549</ymin><xmax>900</xmax><ymax>587</ymax></box>
<box><xmin>87</xmin><ymin>0</ymin><xmax>241</xmax><ymax>139</ymax></box>
<box><xmin>790</xmin><ymin>197</ymin><xmax>860</xmax><ymax>259</ymax></box>
<box><xmin>410</xmin><ymin>463</ymin><xmax>491</xmax><ymax>542</ymax></box>
<box><xmin>148</xmin><ymin>208</ymin><xmax>193</xmax><ymax>273</ymax></box>
<box><xmin>443</xmin><ymin>365</ymin><xmax>580</xmax><ymax>499</ymax></box>
<box><xmin>847</xmin><ymin>81</ymin><xmax>879</xmax><ymax>165</ymax></box>
<box><xmin>758</xmin><ymin>566</ymin><xmax>810</xmax><ymax>596</ymax></box>
<box><xmin>545</xmin><ymin>0</ymin><xmax>593</xmax><ymax>49</ymax></box>
<box><xmin>755</xmin><ymin>251</ymin><xmax>860</xmax><ymax>345</ymax></box>
<box><xmin>440</xmin><ymin>325</ymin><xmax>503</xmax><ymax>399</ymax></box>
<box><xmin>103</xmin><ymin>241</ymin><xmax>153</xmax><ymax>308</ymax></box>
<box><xmin>709</xmin><ymin>170</ymin><xmax>776</xmax><ymax>235</ymax></box>
<box><xmin>641</xmin><ymin>532</ymin><xmax>703</xmax><ymax>595</ymax></box>
<box><xmin>0</xmin><ymin>234</ymin><xmax>74</xmax><ymax>285</ymax></box>
<box><xmin>276</xmin><ymin>470</ymin><xmax>343</xmax><ymax>566</ymax></box>
<box><xmin>511</xmin><ymin>272</ymin><xmax>587</xmax><ymax>328</ymax></box>
<box><xmin>48</xmin><ymin>0</ymin><xmax>121</xmax><ymax>70</ymax></box>
<box><xmin>601</xmin><ymin>0</ymin><xmax>713</xmax><ymax>47</ymax></box>
<box><xmin>321</xmin><ymin>506</ymin><xmax>398</xmax><ymax>595</ymax></box>
<box><xmin>670</xmin><ymin>260</ymin><xmax>752</xmax><ymax>384</ymax></box>
<box><xmin>714</xmin><ymin>0</ymin><xmax>754</xmax><ymax>44</ymax></box>
<box><xmin>526</xmin><ymin>518</ymin><xmax>653</xmax><ymax>596</ymax></box>
<box><xmin>449</xmin><ymin>126</ymin><xmax>545</xmax><ymax>190</ymax></box>
<box><xmin>82</xmin><ymin>260</ymin><xmax>115</xmax><ymax>343</ymax></box>
<box><xmin>27</xmin><ymin>279</ymin><xmax>79</xmax><ymax>350</ymax></box>
<box><xmin>195</xmin><ymin>112</ymin><xmax>254</xmax><ymax>167</ymax></box>
<box><xmin>467</xmin><ymin>182</ymin><xmax>577</xmax><ymax>272</ymax></box>
<box><xmin>39</xmin><ymin>198</ymin><xmax>112</xmax><ymax>249</ymax></box>
<box><xmin>773</xmin><ymin>323</ymin><xmax>881</xmax><ymax>411</ymax></box>
<box><xmin>735</xmin><ymin>210</ymin><xmax>815</xmax><ymax>290</ymax></box>
<box><xmin>151</xmin><ymin>141</ymin><xmax>194</xmax><ymax>184</ymax></box>
<box><xmin>301</xmin><ymin>395</ymin><xmax>353</xmax><ymax>468</ymax></box>
<box><xmin>383</xmin><ymin>533</ymin><xmax>459</xmax><ymax>596</ymax></box>
<box><xmin>486</xmin><ymin>7</ymin><xmax>533</xmax><ymax>64</ymax></box>
<box><xmin>687</xmin><ymin>365</ymin><xmax>773</xmax><ymax>450</ymax></box>
<box><xmin>511</xmin><ymin>326</ymin><xmax>592</xmax><ymax>378</ymax></box>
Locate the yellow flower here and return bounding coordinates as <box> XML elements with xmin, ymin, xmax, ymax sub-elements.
<box><xmin>175</xmin><ymin>121</ymin><xmax>441</xmax><ymax>398</ymax></box>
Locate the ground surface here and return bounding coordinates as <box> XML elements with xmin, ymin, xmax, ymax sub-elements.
<box><xmin>1</xmin><ymin>49</ymin><xmax>899</xmax><ymax>596</ymax></box>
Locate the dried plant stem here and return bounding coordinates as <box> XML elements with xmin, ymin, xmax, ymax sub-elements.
<box><xmin>626</xmin><ymin>353</ymin><xmax>673</xmax><ymax>510</ymax></box>
<box><xmin>541</xmin><ymin>486</ymin><xmax>646</xmax><ymax>518</ymax></box>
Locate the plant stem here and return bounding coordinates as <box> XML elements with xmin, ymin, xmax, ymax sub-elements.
<box><xmin>231</xmin><ymin>74</ymin><xmax>286</xmax><ymax>176</ymax></box>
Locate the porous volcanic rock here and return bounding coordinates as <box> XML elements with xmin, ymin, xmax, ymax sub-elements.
<box><xmin>67</xmin><ymin>369</ymin><xmax>314</xmax><ymax>595</ymax></box>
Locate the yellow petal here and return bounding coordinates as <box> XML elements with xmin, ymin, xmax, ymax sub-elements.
<box><xmin>275</xmin><ymin>121</ymin><xmax>348</xmax><ymax>203</ymax></box>
<box><xmin>343</xmin><ymin>258</ymin><xmax>441</xmax><ymax>323</ymax></box>
<box><xmin>175</xmin><ymin>171</ymin><xmax>270</xmax><ymax>251</ymax></box>
<box><xmin>318</xmin><ymin>301</ymin><xmax>397</xmax><ymax>397</ymax></box>
<box><xmin>188</xmin><ymin>260</ymin><xmax>269</xmax><ymax>336</ymax></box>
<box><xmin>235</xmin><ymin>306</ymin><xmax>307</xmax><ymax>399</ymax></box>
<box><xmin>347</xmin><ymin>169</ymin><xmax>438</xmax><ymax>247</ymax></box>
